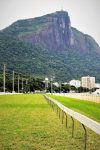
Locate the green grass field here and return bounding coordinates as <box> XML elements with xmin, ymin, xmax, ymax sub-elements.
<box><xmin>0</xmin><ymin>94</ymin><xmax>100</xmax><ymax>150</ymax></box>
<box><xmin>48</xmin><ymin>94</ymin><xmax>100</xmax><ymax>122</ymax></box>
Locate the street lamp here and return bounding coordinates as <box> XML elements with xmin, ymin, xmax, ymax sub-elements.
<box><xmin>50</xmin><ymin>76</ymin><xmax>55</xmax><ymax>94</ymax></box>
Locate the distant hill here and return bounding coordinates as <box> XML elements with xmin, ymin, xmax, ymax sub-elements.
<box><xmin>0</xmin><ymin>11</ymin><xmax>100</xmax><ymax>82</ymax></box>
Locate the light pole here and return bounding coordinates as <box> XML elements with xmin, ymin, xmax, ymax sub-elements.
<box><xmin>3</xmin><ymin>64</ymin><xmax>6</xmax><ymax>93</ymax></box>
<box><xmin>45</xmin><ymin>77</ymin><xmax>48</xmax><ymax>92</ymax></box>
<box><xmin>25</xmin><ymin>79</ymin><xmax>28</xmax><ymax>93</ymax></box>
<box><xmin>18</xmin><ymin>74</ymin><xmax>20</xmax><ymax>93</ymax></box>
<box><xmin>22</xmin><ymin>78</ymin><xmax>23</xmax><ymax>93</ymax></box>
<box><xmin>59</xmin><ymin>82</ymin><xmax>61</xmax><ymax>93</ymax></box>
<box><xmin>12</xmin><ymin>70</ymin><xmax>15</xmax><ymax>93</ymax></box>
<box><xmin>50</xmin><ymin>77</ymin><xmax>53</xmax><ymax>94</ymax></box>
<box><xmin>26</xmin><ymin>79</ymin><xmax>28</xmax><ymax>85</ymax></box>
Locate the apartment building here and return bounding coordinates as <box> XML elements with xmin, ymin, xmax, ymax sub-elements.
<box><xmin>81</xmin><ymin>76</ymin><xmax>95</xmax><ymax>89</ymax></box>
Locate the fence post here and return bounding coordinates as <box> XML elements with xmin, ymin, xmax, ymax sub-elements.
<box><xmin>57</xmin><ymin>106</ymin><xmax>58</xmax><ymax>115</ymax></box>
<box><xmin>59</xmin><ymin>108</ymin><xmax>61</xmax><ymax>119</ymax></box>
<box><xmin>52</xmin><ymin>102</ymin><xmax>54</xmax><ymax>110</ymax></box>
<box><xmin>62</xmin><ymin>110</ymin><xmax>64</xmax><ymax>124</ymax></box>
<box><xmin>65</xmin><ymin>113</ymin><xmax>68</xmax><ymax>128</ymax></box>
<box><xmin>71</xmin><ymin>116</ymin><xmax>74</xmax><ymax>138</ymax></box>
<box><xmin>81</xmin><ymin>124</ymin><xmax>87</xmax><ymax>150</ymax></box>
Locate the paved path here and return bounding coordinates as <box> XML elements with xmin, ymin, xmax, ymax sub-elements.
<box><xmin>45</xmin><ymin>95</ymin><xmax>100</xmax><ymax>135</ymax></box>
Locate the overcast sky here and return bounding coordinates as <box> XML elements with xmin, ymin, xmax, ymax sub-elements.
<box><xmin>0</xmin><ymin>0</ymin><xmax>100</xmax><ymax>45</ymax></box>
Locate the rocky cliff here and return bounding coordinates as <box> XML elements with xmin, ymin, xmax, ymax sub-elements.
<box><xmin>3</xmin><ymin>11</ymin><xmax>100</xmax><ymax>53</ymax></box>
<box><xmin>0</xmin><ymin>11</ymin><xmax>100</xmax><ymax>81</ymax></box>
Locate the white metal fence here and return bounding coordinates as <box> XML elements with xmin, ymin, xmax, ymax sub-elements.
<box><xmin>44</xmin><ymin>95</ymin><xmax>100</xmax><ymax>150</ymax></box>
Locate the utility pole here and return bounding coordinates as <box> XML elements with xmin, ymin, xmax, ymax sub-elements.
<box><xmin>22</xmin><ymin>78</ymin><xmax>23</xmax><ymax>93</ymax></box>
<box><xmin>59</xmin><ymin>82</ymin><xmax>61</xmax><ymax>93</ymax></box>
<box><xmin>51</xmin><ymin>81</ymin><xmax>53</xmax><ymax>94</ymax></box>
<box><xmin>45</xmin><ymin>77</ymin><xmax>48</xmax><ymax>92</ymax></box>
<box><xmin>3</xmin><ymin>64</ymin><xmax>6</xmax><ymax>93</ymax></box>
<box><xmin>18</xmin><ymin>74</ymin><xmax>20</xmax><ymax>93</ymax></box>
<box><xmin>50</xmin><ymin>77</ymin><xmax>53</xmax><ymax>94</ymax></box>
<box><xmin>26</xmin><ymin>79</ymin><xmax>28</xmax><ymax>85</ymax></box>
<box><xmin>12</xmin><ymin>70</ymin><xmax>15</xmax><ymax>93</ymax></box>
<box><xmin>25</xmin><ymin>79</ymin><xmax>28</xmax><ymax>93</ymax></box>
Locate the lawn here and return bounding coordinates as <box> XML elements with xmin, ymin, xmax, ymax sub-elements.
<box><xmin>0</xmin><ymin>94</ymin><xmax>100</xmax><ymax>150</ymax></box>
<box><xmin>47</xmin><ymin>94</ymin><xmax>100</xmax><ymax>122</ymax></box>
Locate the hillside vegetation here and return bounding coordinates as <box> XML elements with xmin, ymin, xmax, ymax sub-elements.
<box><xmin>0</xmin><ymin>11</ymin><xmax>100</xmax><ymax>81</ymax></box>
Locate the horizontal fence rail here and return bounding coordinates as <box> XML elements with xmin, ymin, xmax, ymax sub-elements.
<box><xmin>53</xmin><ymin>93</ymin><xmax>100</xmax><ymax>103</ymax></box>
<box><xmin>45</xmin><ymin>95</ymin><xmax>100</xmax><ymax>135</ymax></box>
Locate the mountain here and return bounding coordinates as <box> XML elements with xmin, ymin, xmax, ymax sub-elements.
<box><xmin>0</xmin><ymin>11</ymin><xmax>100</xmax><ymax>82</ymax></box>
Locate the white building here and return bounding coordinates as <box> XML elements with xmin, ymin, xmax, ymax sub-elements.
<box><xmin>53</xmin><ymin>82</ymin><xmax>60</xmax><ymax>87</ymax></box>
<box><xmin>81</xmin><ymin>76</ymin><xmax>95</xmax><ymax>89</ymax></box>
<box><xmin>93</xmin><ymin>89</ymin><xmax>100</xmax><ymax>95</ymax></box>
<box><xmin>69</xmin><ymin>80</ymin><xmax>81</xmax><ymax>88</ymax></box>
<box><xmin>95</xmin><ymin>83</ymin><xmax>100</xmax><ymax>89</ymax></box>
<box><xmin>63</xmin><ymin>82</ymin><xmax>68</xmax><ymax>85</ymax></box>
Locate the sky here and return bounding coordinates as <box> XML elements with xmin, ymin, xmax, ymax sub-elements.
<box><xmin>0</xmin><ymin>0</ymin><xmax>100</xmax><ymax>45</ymax></box>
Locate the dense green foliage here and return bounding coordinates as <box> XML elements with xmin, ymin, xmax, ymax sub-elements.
<box><xmin>0</xmin><ymin>72</ymin><xmax>92</xmax><ymax>93</ymax></box>
<box><xmin>48</xmin><ymin>94</ymin><xmax>100</xmax><ymax>122</ymax></box>
<box><xmin>0</xmin><ymin>32</ymin><xmax>100</xmax><ymax>82</ymax></box>
<box><xmin>0</xmin><ymin>72</ymin><xmax>45</xmax><ymax>92</ymax></box>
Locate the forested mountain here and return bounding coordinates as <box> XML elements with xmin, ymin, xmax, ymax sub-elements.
<box><xmin>0</xmin><ymin>11</ymin><xmax>100</xmax><ymax>82</ymax></box>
